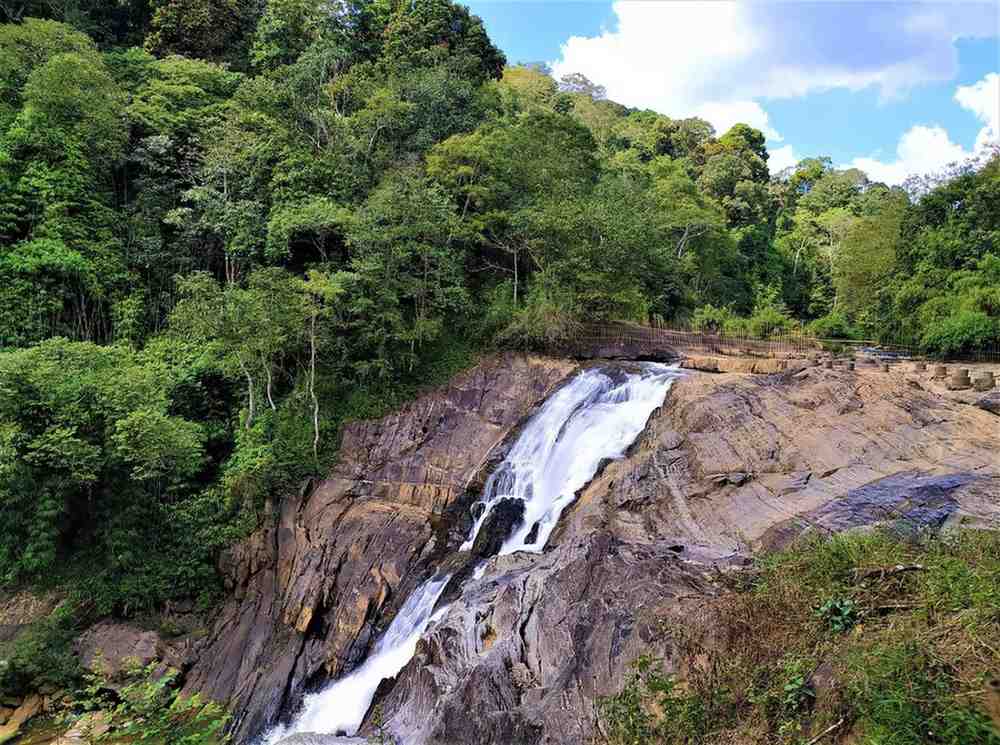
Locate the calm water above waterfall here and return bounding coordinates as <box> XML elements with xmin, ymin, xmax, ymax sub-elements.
<box><xmin>264</xmin><ymin>363</ymin><xmax>681</xmax><ymax>743</ymax></box>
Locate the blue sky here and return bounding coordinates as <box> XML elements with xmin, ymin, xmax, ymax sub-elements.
<box><xmin>465</xmin><ymin>1</ymin><xmax>1000</xmax><ymax>183</ymax></box>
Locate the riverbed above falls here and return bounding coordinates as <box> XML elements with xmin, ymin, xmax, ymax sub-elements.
<box><xmin>175</xmin><ymin>352</ymin><xmax>998</xmax><ymax>745</ymax></box>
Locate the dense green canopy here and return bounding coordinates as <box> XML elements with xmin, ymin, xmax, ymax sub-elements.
<box><xmin>0</xmin><ymin>0</ymin><xmax>997</xmax><ymax>630</ymax></box>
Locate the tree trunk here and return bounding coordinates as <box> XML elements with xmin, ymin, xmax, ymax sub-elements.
<box><xmin>310</xmin><ymin>313</ymin><xmax>320</xmax><ymax>465</ymax></box>
<box><xmin>239</xmin><ymin>358</ymin><xmax>255</xmax><ymax>429</ymax></box>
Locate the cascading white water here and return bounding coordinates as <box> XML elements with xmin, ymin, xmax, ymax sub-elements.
<box><xmin>263</xmin><ymin>575</ymin><xmax>450</xmax><ymax>743</ymax></box>
<box><xmin>264</xmin><ymin>363</ymin><xmax>680</xmax><ymax>744</ymax></box>
<box><xmin>463</xmin><ymin>363</ymin><xmax>682</xmax><ymax>555</ymax></box>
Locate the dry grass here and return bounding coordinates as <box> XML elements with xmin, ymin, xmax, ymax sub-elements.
<box><xmin>599</xmin><ymin>529</ymin><xmax>1000</xmax><ymax>745</ymax></box>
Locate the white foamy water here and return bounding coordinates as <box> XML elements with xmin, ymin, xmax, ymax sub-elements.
<box><xmin>463</xmin><ymin>363</ymin><xmax>681</xmax><ymax>555</ymax></box>
<box><xmin>263</xmin><ymin>574</ymin><xmax>450</xmax><ymax>743</ymax></box>
<box><xmin>263</xmin><ymin>363</ymin><xmax>680</xmax><ymax>744</ymax></box>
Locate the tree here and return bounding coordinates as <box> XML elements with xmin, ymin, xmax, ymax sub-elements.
<box><xmin>558</xmin><ymin>71</ymin><xmax>606</xmax><ymax>100</ymax></box>
<box><xmin>145</xmin><ymin>0</ymin><xmax>244</xmax><ymax>61</ymax></box>
<box><xmin>345</xmin><ymin>169</ymin><xmax>467</xmax><ymax>375</ymax></box>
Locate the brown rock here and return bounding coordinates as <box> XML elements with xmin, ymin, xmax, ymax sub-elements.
<box><xmin>973</xmin><ymin>372</ymin><xmax>995</xmax><ymax>391</ymax></box>
<box><xmin>0</xmin><ymin>694</ymin><xmax>42</xmax><ymax>742</ymax></box>
<box><xmin>183</xmin><ymin>353</ymin><xmax>576</xmax><ymax>742</ymax></box>
<box><xmin>74</xmin><ymin>621</ymin><xmax>163</xmax><ymax>679</ymax></box>
<box><xmin>0</xmin><ymin>591</ymin><xmax>62</xmax><ymax>644</ymax></box>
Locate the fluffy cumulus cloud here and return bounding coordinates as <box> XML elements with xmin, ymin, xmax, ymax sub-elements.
<box><xmin>849</xmin><ymin>125</ymin><xmax>972</xmax><ymax>185</ymax></box>
<box><xmin>767</xmin><ymin>145</ymin><xmax>800</xmax><ymax>174</ymax></box>
<box><xmin>955</xmin><ymin>72</ymin><xmax>999</xmax><ymax>150</ymax></box>
<box><xmin>846</xmin><ymin>73</ymin><xmax>999</xmax><ymax>185</ymax></box>
<box><xmin>549</xmin><ymin>0</ymin><xmax>997</xmax><ymax>179</ymax></box>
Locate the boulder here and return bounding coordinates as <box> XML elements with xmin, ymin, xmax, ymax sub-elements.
<box><xmin>74</xmin><ymin>621</ymin><xmax>163</xmax><ymax>679</ymax></box>
<box><xmin>470</xmin><ymin>498</ymin><xmax>525</xmax><ymax>559</ymax></box>
<box><xmin>0</xmin><ymin>694</ymin><xmax>42</xmax><ymax>743</ymax></box>
<box><xmin>976</xmin><ymin>392</ymin><xmax>1000</xmax><ymax>415</ymax></box>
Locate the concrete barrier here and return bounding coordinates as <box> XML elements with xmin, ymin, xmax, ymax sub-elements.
<box><xmin>973</xmin><ymin>371</ymin><xmax>995</xmax><ymax>391</ymax></box>
<box><xmin>948</xmin><ymin>368</ymin><xmax>972</xmax><ymax>390</ymax></box>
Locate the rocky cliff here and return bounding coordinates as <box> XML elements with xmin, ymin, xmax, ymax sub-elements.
<box><xmin>182</xmin><ymin>353</ymin><xmax>576</xmax><ymax>742</ymax></box>
<box><xmin>185</xmin><ymin>356</ymin><xmax>998</xmax><ymax>745</ymax></box>
<box><xmin>377</xmin><ymin>363</ymin><xmax>999</xmax><ymax>745</ymax></box>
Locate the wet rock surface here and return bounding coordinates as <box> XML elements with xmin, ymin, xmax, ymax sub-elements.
<box><xmin>172</xmin><ymin>358</ymin><xmax>999</xmax><ymax>745</ymax></box>
<box><xmin>181</xmin><ymin>354</ymin><xmax>576</xmax><ymax>742</ymax></box>
<box><xmin>377</xmin><ymin>365</ymin><xmax>1000</xmax><ymax>745</ymax></box>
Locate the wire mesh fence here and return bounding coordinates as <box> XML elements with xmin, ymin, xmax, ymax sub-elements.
<box><xmin>560</xmin><ymin>321</ymin><xmax>1000</xmax><ymax>364</ymax></box>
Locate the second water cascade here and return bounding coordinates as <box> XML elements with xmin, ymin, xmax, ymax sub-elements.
<box><xmin>264</xmin><ymin>363</ymin><xmax>682</xmax><ymax>743</ymax></box>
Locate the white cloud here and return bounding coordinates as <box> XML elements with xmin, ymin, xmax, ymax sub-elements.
<box><xmin>848</xmin><ymin>125</ymin><xmax>970</xmax><ymax>185</ymax></box>
<box><xmin>847</xmin><ymin>73</ymin><xmax>999</xmax><ymax>185</ymax></box>
<box><xmin>696</xmin><ymin>101</ymin><xmax>781</xmax><ymax>141</ymax></box>
<box><xmin>768</xmin><ymin>145</ymin><xmax>799</xmax><ymax>174</ymax></box>
<box><xmin>550</xmin><ymin>1</ymin><xmax>996</xmax><ymax>140</ymax></box>
<box><xmin>955</xmin><ymin>72</ymin><xmax>999</xmax><ymax>150</ymax></box>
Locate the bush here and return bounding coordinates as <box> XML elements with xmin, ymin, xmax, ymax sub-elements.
<box><xmin>0</xmin><ymin>603</ymin><xmax>82</xmax><ymax>697</ymax></box>
<box><xmin>73</xmin><ymin>663</ymin><xmax>229</xmax><ymax>745</ymax></box>
<box><xmin>748</xmin><ymin>305</ymin><xmax>796</xmax><ymax>338</ymax></box>
<box><xmin>806</xmin><ymin>312</ymin><xmax>861</xmax><ymax>340</ymax></box>
<box><xmin>496</xmin><ymin>280</ymin><xmax>580</xmax><ymax>350</ymax></box>
<box><xmin>920</xmin><ymin>311</ymin><xmax>999</xmax><ymax>357</ymax></box>
<box><xmin>691</xmin><ymin>304</ymin><xmax>736</xmax><ymax>333</ymax></box>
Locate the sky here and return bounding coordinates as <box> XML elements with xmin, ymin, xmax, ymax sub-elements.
<box><xmin>464</xmin><ymin>0</ymin><xmax>1000</xmax><ymax>184</ymax></box>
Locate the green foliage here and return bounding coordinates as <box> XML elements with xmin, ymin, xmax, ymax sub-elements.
<box><xmin>848</xmin><ymin>642</ymin><xmax>1000</xmax><ymax>745</ymax></box>
<box><xmin>920</xmin><ymin>310</ymin><xmax>999</xmax><ymax>357</ymax></box>
<box><xmin>806</xmin><ymin>311</ymin><xmax>861</xmax><ymax>340</ymax></box>
<box><xmin>145</xmin><ymin>0</ymin><xmax>244</xmax><ymax>61</ymax></box>
<box><xmin>815</xmin><ymin>597</ymin><xmax>858</xmax><ymax>633</ymax></box>
<box><xmin>0</xmin><ymin>602</ymin><xmax>82</xmax><ymax>697</ymax></box>
<box><xmin>600</xmin><ymin>530</ymin><xmax>1000</xmax><ymax>744</ymax></box>
<box><xmin>75</xmin><ymin>663</ymin><xmax>230</xmax><ymax>744</ymax></box>
<box><xmin>599</xmin><ymin>656</ymin><xmax>713</xmax><ymax>745</ymax></box>
<box><xmin>691</xmin><ymin>304</ymin><xmax>736</xmax><ymax>333</ymax></box>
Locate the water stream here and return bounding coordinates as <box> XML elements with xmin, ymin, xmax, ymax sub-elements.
<box><xmin>264</xmin><ymin>363</ymin><xmax>681</xmax><ymax>743</ymax></box>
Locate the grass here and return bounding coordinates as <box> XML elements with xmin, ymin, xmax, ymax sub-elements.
<box><xmin>598</xmin><ymin>529</ymin><xmax>1000</xmax><ymax>744</ymax></box>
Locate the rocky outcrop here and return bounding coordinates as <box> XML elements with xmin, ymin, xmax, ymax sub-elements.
<box><xmin>0</xmin><ymin>591</ymin><xmax>62</xmax><ymax>645</ymax></box>
<box><xmin>74</xmin><ymin>621</ymin><xmax>183</xmax><ymax>679</ymax></box>
<box><xmin>378</xmin><ymin>364</ymin><xmax>999</xmax><ymax>745</ymax></box>
<box><xmin>182</xmin><ymin>353</ymin><xmax>576</xmax><ymax>742</ymax></box>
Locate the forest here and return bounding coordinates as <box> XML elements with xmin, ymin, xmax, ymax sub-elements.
<box><xmin>0</xmin><ymin>0</ymin><xmax>998</xmax><ymax>651</ymax></box>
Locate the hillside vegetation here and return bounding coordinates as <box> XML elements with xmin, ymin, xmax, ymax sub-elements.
<box><xmin>600</xmin><ymin>529</ymin><xmax>1000</xmax><ymax>745</ymax></box>
<box><xmin>0</xmin><ymin>0</ymin><xmax>998</xmax><ymax>696</ymax></box>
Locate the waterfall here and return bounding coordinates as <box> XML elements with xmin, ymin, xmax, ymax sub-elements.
<box><xmin>264</xmin><ymin>363</ymin><xmax>681</xmax><ymax>744</ymax></box>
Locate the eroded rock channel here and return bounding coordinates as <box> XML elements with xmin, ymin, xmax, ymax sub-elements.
<box><xmin>181</xmin><ymin>353</ymin><xmax>998</xmax><ymax>745</ymax></box>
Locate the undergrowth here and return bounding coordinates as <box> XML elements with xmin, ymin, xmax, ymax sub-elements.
<box><xmin>599</xmin><ymin>529</ymin><xmax>1000</xmax><ymax>744</ymax></box>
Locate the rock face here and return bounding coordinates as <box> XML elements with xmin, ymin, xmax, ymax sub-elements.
<box><xmin>182</xmin><ymin>353</ymin><xmax>576</xmax><ymax>742</ymax></box>
<box><xmin>74</xmin><ymin>621</ymin><xmax>166</xmax><ymax>678</ymax></box>
<box><xmin>377</xmin><ymin>365</ymin><xmax>1000</xmax><ymax>745</ymax></box>
<box><xmin>180</xmin><ymin>357</ymin><xmax>999</xmax><ymax>745</ymax></box>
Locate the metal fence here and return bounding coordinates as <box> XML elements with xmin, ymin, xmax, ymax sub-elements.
<box><xmin>563</xmin><ymin>321</ymin><xmax>1000</xmax><ymax>364</ymax></box>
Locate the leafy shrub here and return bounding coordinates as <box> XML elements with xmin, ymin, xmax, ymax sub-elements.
<box><xmin>599</xmin><ymin>656</ymin><xmax>713</xmax><ymax>745</ymax></box>
<box><xmin>815</xmin><ymin>597</ymin><xmax>858</xmax><ymax>633</ymax></box>
<box><xmin>920</xmin><ymin>310</ymin><xmax>999</xmax><ymax>357</ymax></box>
<box><xmin>806</xmin><ymin>312</ymin><xmax>861</xmax><ymax>340</ymax></box>
<box><xmin>691</xmin><ymin>304</ymin><xmax>736</xmax><ymax>333</ymax></box>
<box><xmin>0</xmin><ymin>603</ymin><xmax>82</xmax><ymax>697</ymax></box>
<box><xmin>496</xmin><ymin>280</ymin><xmax>580</xmax><ymax>350</ymax></box>
<box><xmin>748</xmin><ymin>304</ymin><xmax>796</xmax><ymax>338</ymax></box>
<box><xmin>73</xmin><ymin>663</ymin><xmax>229</xmax><ymax>745</ymax></box>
